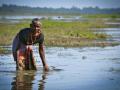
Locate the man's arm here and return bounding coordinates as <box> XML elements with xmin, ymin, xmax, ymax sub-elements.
<box><xmin>12</xmin><ymin>34</ymin><xmax>20</xmax><ymax>69</ymax></box>
<box><xmin>12</xmin><ymin>34</ymin><xmax>20</xmax><ymax>61</ymax></box>
<box><xmin>39</xmin><ymin>43</ymin><xmax>49</xmax><ymax>71</ymax></box>
<box><xmin>13</xmin><ymin>52</ymin><xmax>17</xmax><ymax>61</ymax></box>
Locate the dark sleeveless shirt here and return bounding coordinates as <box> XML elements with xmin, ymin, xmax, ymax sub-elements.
<box><xmin>19</xmin><ymin>28</ymin><xmax>44</xmax><ymax>45</ymax></box>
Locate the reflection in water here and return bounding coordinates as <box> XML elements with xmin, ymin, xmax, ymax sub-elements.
<box><xmin>11</xmin><ymin>70</ymin><xmax>48</xmax><ymax>90</ymax></box>
<box><xmin>38</xmin><ymin>72</ymin><xmax>47</xmax><ymax>90</ymax></box>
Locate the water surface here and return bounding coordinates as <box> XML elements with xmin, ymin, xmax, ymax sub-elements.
<box><xmin>0</xmin><ymin>45</ymin><xmax>120</xmax><ymax>90</ymax></box>
<box><xmin>0</xmin><ymin>18</ymin><xmax>120</xmax><ymax>90</ymax></box>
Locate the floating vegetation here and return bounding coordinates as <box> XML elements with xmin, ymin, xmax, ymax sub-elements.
<box><xmin>0</xmin><ymin>47</ymin><xmax>11</xmax><ymax>54</ymax></box>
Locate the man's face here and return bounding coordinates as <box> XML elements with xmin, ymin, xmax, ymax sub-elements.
<box><xmin>31</xmin><ymin>21</ymin><xmax>41</xmax><ymax>34</ymax></box>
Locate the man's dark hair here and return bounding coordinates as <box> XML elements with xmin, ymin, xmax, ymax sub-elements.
<box><xmin>32</xmin><ymin>18</ymin><xmax>39</xmax><ymax>24</ymax></box>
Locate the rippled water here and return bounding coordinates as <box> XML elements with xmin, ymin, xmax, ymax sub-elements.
<box><xmin>0</xmin><ymin>45</ymin><xmax>120</xmax><ymax>90</ymax></box>
<box><xmin>0</xmin><ymin>19</ymin><xmax>120</xmax><ymax>90</ymax></box>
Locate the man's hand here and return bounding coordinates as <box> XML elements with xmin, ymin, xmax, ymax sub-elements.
<box><xmin>44</xmin><ymin>65</ymin><xmax>49</xmax><ymax>71</ymax></box>
<box><xmin>39</xmin><ymin>44</ymin><xmax>49</xmax><ymax>71</ymax></box>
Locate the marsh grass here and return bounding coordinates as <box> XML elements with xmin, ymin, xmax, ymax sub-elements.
<box><xmin>0</xmin><ymin>47</ymin><xmax>11</xmax><ymax>54</ymax></box>
<box><xmin>0</xmin><ymin>19</ymin><xmax>108</xmax><ymax>47</ymax></box>
<box><xmin>42</xmin><ymin>19</ymin><xmax>108</xmax><ymax>46</ymax></box>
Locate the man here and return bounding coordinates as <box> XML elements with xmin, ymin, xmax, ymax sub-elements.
<box><xmin>12</xmin><ymin>18</ymin><xmax>49</xmax><ymax>71</ymax></box>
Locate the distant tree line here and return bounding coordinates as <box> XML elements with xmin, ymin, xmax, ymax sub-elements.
<box><xmin>0</xmin><ymin>4</ymin><xmax>120</xmax><ymax>15</ymax></box>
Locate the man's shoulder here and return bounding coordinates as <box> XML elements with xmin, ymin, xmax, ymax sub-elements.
<box><xmin>38</xmin><ymin>33</ymin><xmax>44</xmax><ymax>40</ymax></box>
<box><xmin>20</xmin><ymin>28</ymin><xmax>31</xmax><ymax>32</ymax></box>
<box><xmin>19</xmin><ymin>28</ymin><xmax>31</xmax><ymax>34</ymax></box>
<box><xmin>33</xmin><ymin>33</ymin><xmax>44</xmax><ymax>44</ymax></box>
<box><xmin>40</xmin><ymin>33</ymin><xmax>44</xmax><ymax>37</ymax></box>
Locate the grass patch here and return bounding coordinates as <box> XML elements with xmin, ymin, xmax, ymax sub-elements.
<box><xmin>0</xmin><ymin>47</ymin><xmax>11</xmax><ymax>54</ymax></box>
<box><xmin>0</xmin><ymin>18</ymin><xmax>109</xmax><ymax>46</ymax></box>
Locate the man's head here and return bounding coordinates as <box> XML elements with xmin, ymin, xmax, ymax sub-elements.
<box><xmin>30</xmin><ymin>18</ymin><xmax>42</xmax><ymax>34</ymax></box>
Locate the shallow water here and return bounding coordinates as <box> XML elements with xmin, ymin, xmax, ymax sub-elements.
<box><xmin>0</xmin><ymin>45</ymin><xmax>120</xmax><ymax>90</ymax></box>
<box><xmin>0</xmin><ymin>19</ymin><xmax>120</xmax><ymax>90</ymax></box>
<box><xmin>0</xmin><ymin>15</ymin><xmax>44</xmax><ymax>19</ymax></box>
<box><xmin>94</xmin><ymin>28</ymin><xmax>120</xmax><ymax>42</ymax></box>
<box><xmin>0</xmin><ymin>15</ymin><xmax>82</xmax><ymax>22</ymax></box>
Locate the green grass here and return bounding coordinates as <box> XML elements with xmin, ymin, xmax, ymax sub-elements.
<box><xmin>0</xmin><ymin>18</ymin><xmax>108</xmax><ymax>46</ymax></box>
<box><xmin>42</xmin><ymin>19</ymin><xmax>107</xmax><ymax>46</ymax></box>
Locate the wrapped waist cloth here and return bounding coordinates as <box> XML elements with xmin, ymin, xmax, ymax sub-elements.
<box><xmin>17</xmin><ymin>45</ymin><xmax>37</xmax><ymax>70</ymax></box>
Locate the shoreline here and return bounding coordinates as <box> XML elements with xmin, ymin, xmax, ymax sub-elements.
<box><xmin>0</xmin><ymin>41</ymin><xmax>120</xmax><ymax>54</ymax></box>
<box><xmin>0</xmin><ymin>15</ymin><xmax>120</xmax><ymax>53</ymax></box>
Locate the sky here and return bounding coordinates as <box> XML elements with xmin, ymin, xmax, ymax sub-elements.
<box><xmin>0</xmin><ymin>0</ymin><xmax>120</xmax><ymax>8</ymax></box>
